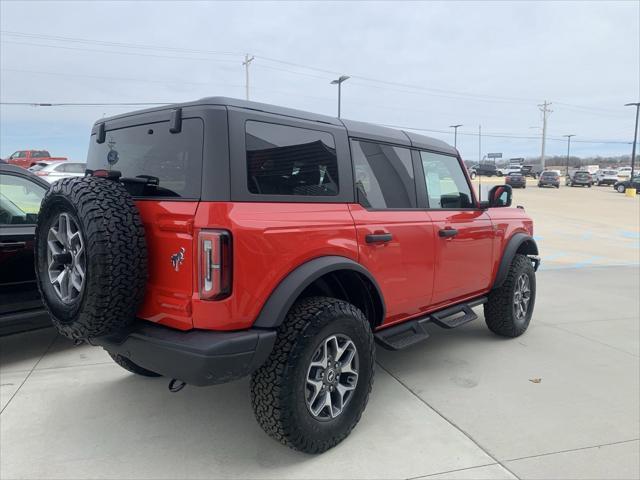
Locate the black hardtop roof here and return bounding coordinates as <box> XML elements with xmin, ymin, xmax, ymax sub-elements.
<box><xmin>95</xmin><ymin>96</ymin><xmax>457</xmax><ymax>155</ymax></box>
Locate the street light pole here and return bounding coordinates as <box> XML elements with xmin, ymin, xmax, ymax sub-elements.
<box><xmin>563</xmin><ymin>134</ymin><xmax>575</xmax><ymax>177</ymax></box>
<box><xmin>330</xmin><ymin>75</ymin><xmax>350</xmax><ymax>118</ymax></box>
<box><xmin>625</xmin><ymin>103</ymin><xmax>640</xmax><ymax>178</ymax></box>
<box><xmin>449</xmin><ymin>124</ymin><xmax>463</xmax><ymax>148</ymax></box>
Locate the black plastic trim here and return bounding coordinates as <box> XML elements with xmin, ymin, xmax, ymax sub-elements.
<box><xmin>493</xmin><ymin>233</ymin><xmax>539</xmax><ymax>288</ymax></box>
<box><xmin>252</xmin><ymin>256</ymin><xmax>385</xmax><ymax>329</ymax></box>
<box><xmin>94</xmin><ymin>321</ymin><xmax>276</xmax><ymax>386</ymax></box>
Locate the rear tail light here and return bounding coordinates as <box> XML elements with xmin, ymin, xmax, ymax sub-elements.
<box><xmin>198</xmin><ymin>230</ymin><xmax>232</xmax><ymax>300</ymax></box>
<box><xmin>36</xmin><ymin>171</ymin><xmax>49</xmax><ymax>176</ymax></box>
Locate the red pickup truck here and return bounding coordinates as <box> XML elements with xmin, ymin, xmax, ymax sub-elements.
<box><xmin>5</xmin><ymin>150</ymin><xmax>67</xmax><ymax>169</ymax></box>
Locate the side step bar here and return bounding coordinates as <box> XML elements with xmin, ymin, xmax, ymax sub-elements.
<box><xmin>374</xmin><ymin>297</ymin><xmax>487</xmax><ymax>351</ymax></box>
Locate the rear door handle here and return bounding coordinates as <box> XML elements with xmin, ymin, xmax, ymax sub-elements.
<box><xmin>0</xmin><ymin>241</ymin><xmax>27</xmax><ymax>250</ymax></box>
<box><xmin>365</xmin><ymin>233</ymin><xmax>393</xmax><ymax>244</ymax></box>
<box><xmin>438</xmin><ymin>228</ymin><xmax>458</xmax><ymax>238</ymax></box>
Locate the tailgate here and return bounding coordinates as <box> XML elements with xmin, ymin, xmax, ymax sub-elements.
<box><xmin>135</xmin><ymin>201</ymin><xmax>199</xmax><ymax>330</ymax></box>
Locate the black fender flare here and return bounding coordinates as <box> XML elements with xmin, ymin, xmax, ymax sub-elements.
<box><xmin>253</xmin><ymin>256</ymin><xmax>386</xmax><ymax>329</ymax></box>
<box><xmin>493</xmin><ymin>233</ymin><xmax>539</xmax><ymax>289</ymax></box>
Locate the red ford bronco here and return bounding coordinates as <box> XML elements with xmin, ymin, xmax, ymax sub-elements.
<box><xmin>34</xmin><ymin>97</ymin><xmax>539</xmax><ymax>453</ymax></box>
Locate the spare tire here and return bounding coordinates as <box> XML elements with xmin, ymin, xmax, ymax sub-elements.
<box><xmin>35</xmin><ymin>176</ymin><xmax>147</xmax><ymax>340</ymax></box>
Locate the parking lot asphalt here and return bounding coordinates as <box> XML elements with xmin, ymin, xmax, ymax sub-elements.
<box><xmin>1</xmin><ymin>264</ymin><xmax>638</xmax><ymax>480</ymax></box>
<box><xmin>474</xmin><ymin>177</ymin><xmax>640</xmax><ymax>270</ymax></box>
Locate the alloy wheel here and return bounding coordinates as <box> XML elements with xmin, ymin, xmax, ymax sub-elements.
<box><xmin>47</xmin><ymin>212</ymin><xmax>86</xmax><ymax>303</ymax></box>
<box><xmin>513</xmin><ymin>273</ymin><xmax>531</xmax><ymax>321</ymax></box>
<box><xmin>305</xmin><ymin>334</ymin><xmax>359</xmax><ymax>421</ymax></box>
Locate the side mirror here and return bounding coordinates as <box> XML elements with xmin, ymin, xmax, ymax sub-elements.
<box><xmin>484</xmin><ymin>184</ymin><xmax>512</xmax><ymax>208</ymax></box>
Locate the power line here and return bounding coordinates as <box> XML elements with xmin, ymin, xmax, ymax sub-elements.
<box><xmin>1</xmin><ymin>30</ymin><xmax>625</xmax><ymax>114</ymax></box>
<box><xmin>0</xmin><ymin>40</ymin><xmax>240</xmax><ymax>64</ymax></box>
<box><xmin>0</xmin><ymin>30</ymin><xmax>241</xmax><ymax>57</ymax></box>
<box><xmin>379</xmin><ymin>123</ymin><xmax>630</xmax><ymax>144</ymax></box>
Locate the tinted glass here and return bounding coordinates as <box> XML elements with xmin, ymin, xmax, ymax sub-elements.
<box><xmin>32</xmin><ymin>151</ymin><xmax>50</xmax><ymax>158</ymax></box>
<box><xmin>352</xmin><ymin>140</ymin><xmax>415</xmax><ymax>209</ymax></box>
<box><xmin>420</xmin><ymin>151</ymin><xmax>474</xmax><ymax>209</ymax></box>
<box><xmin>0</xmin><ymin>174</ymin><xmax>46</xmax><ymax>225</ymax></box>
<box><xmin>246</xmin><ymin>121</ymin><xmax>338</xmax><ymax>196</ymax></box>
<box><xmin>87</xmin><ymin>119</ymin><xmax>203</xmax><ymax>198</ymax></box>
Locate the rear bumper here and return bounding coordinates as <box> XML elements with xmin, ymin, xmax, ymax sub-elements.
<box><xmin>94</xmin><ymin>321</ymin><xmax>277</xmax><ymax>386</ymax></box>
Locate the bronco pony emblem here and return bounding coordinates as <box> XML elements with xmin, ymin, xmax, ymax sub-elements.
<box><xmin>171</xmin><ymin>247</ymin><xmax>185</xmax><ymax>272</ymax></box>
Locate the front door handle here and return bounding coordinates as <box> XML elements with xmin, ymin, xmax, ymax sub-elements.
<box><xmin>365</xmin><ymin>233</ymin><xmax>393</xmax><ymax>244</ymax></box>
<box><xmin>438</xmin><ymin>228</ymin><xmax>459</xmax><ymax>238</ymax></box>
<box><xmin>0</xmin><ymin>241</ymin><xmax>27</xmax><ymax>250</ymax></box>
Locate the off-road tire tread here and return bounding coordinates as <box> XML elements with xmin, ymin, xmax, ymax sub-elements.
<box><xmin>108</xmin><ymin>352</ymin><xmax>161</xmax><ymax>377</ymax></box>
<box><xmin>484</xmin><ymin>254</ymin><xmax>535</xmax><ymax>337</ymax></box>
<box><xmin>35</xmin><ymin>176</ymin><xmax>147</xmax><ymax>340</ymax></box>
<box><xmin>250</xmin><ymin>296</ymin><xmax>374</xmax><ymax>454</ymax></box>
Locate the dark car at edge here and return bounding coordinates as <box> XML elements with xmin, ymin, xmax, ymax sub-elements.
<box><xmin>0</xmin><ymin>164</ymin><xmax>51</xmax><ymax>335</ymax></box>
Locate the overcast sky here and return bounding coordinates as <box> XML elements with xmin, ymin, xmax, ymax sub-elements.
<box><xmin>1</xmin><ymin>1</ymin><xmax>639</xmax><ymax>162</ymax></box>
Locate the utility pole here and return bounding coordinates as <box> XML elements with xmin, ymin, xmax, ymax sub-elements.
<box><xmin>450</xmin><ymin>124</ymin><xmax>463</xmax><ymax>148</ymax></box>
<box><xmin>538</xmin><ymin>100</ymin><xmax>553</xmax><ymax>170</ymax></box>
<box><xmin>563</xmin><ymin>135</ymin><xmax>576</xmax><ymax>177</ymax></box>
<box><xmin>478</xmin><ymin>125</ymin><xmax>482</xmax><ymax>163</ymax></box>
<box><xmin>330</xmin><ymin>75</ymin><xmax>350</xmax><ymax>118</ymax></box>
<box><xmin>242</xmin><ymin>54</ymin><xmax>255</xmax><ymax>101</ymax></box>
<box><xmin>625</xmin><ymin>102</ymin><xmax>640</xmax><ymax>178</ymax></box>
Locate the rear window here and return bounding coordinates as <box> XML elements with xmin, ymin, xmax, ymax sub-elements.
<box><xmin>542</xmin><ymin>172</ymin><xmax>557</xmax><ymax>177</ymax></box>
<box><xmin>246</xmin><ymin>121</ymin><xmax>338</xmax><ymax>196</ymax></box>
<box><xmin>87</xmin><ymin>119</ymin><xmax>203</xmax><ymax>198</ymax></box>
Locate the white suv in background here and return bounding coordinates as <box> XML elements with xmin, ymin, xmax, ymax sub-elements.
<box><xmin>594</xmin><ymin>169</ymin><xmax>619</xmax><ymax>186</ymax></box>
<box><xmin>29</xmin><ymin>161</ymin><xmax>86</xmax><ymax>183</ymax></box>
<box><xmin>617</xmin><ymin>167</ymin><xmax>633</xmax><ymax>180</ymax></box>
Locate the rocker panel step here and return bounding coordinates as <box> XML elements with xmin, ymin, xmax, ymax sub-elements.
<box><xmin>374</xmin><ymin>318</ymin><xmax>429</xmax><ymax>351</ymax></box>
<box><xmin>374</xmin><ymin>297</ymin><xmax>487</xmax><ymax>350</ymax></box>
<box><xmin>430</xmin><ymin>297</ymin><xmax>487</xmax><ymax>329</ymax></box>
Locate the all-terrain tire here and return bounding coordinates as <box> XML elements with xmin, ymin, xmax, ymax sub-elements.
<box><xmin>109</xmin><ymin>352</ymin><xmax>161</xmax><ymax>377</ymax></box>
<box><xmin>250</xmin><ymin>296</ymin><xmax>375</xmax><ymax>454</ymax></box>
<box><xmin>484</xmin><ymin>254</ymin><xmax>536</xmax><ymax>337</ymax></box>
<box><xmin>35</xmin><ymin>176</ymin><xmax>147</xmax><ymax>340</ymax></box>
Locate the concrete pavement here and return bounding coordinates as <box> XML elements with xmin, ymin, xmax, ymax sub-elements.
<box><xmin>1</xmin><ymin>265</ymin><xmax>638</xmax><ymax>479</ymax></box>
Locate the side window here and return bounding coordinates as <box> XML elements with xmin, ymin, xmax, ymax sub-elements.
<box><xmin>0</xmin><ymin>174</ymin><xmax>47</xmax><ymax>225</ymax></box>
<box><xmin>246</xmin><ymin>121</ymin><xmax>338</xmax><ymax>196</ymax></box>
<box><xmin>420</xmin><ymin>151</ymin><xmax>475</xmax><ymax>209</ymax></box>
<box><xmin>352</xmin><ymin>140</ymin><xmax>416</xmax><ymax>209</ymax></box>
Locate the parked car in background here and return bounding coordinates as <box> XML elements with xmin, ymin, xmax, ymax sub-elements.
<box><xmin>474</xmin><ymin>163</ymin><xmax>499</xmax><ymax>176</ymax></box>
<box><xmin>566</xmin><ymin>171</ymin><xmax>593</xmax><ymax>187</ymax></box>
<box><xmin>497</xmin><ymin>164</ymin><xmax>522</xmax><ymax>177</ymax></box>
<box><xmin>538</xmin><ymin>170</ymin><xmax>560</xmax><ymax>188</ymax></box>
<box><xmin>617</xmin><ymin>167</ymin><xmax>633</xmax><ymax>180</ymax></box>
<box><xmin>29</xmin><ymin>161</ymin><xmax>86</xmax><ymax>183</ymax></box>
<box><xmin>521</xmin><ymin>165</ymin><xmax>541</xmax><ymax>179</ymax></box>
<box><xmin>614</xmin><ymin>175</ymin><xmax>640</xmax><ymax>193</ymax></box>
<box><xmin>505</xmin><ymin>172</ymin><xmax>527</xmax><ymax>188</ymax></box>
<box><xmin>594</xmin><ymin>169</ymin><xmax>619</xmax><ymax>186</ymax></box>
<box><xmin>4</xmin><ymin>150</ymin><xmax>67</xmax><ymax>169</ymax></box>
<box><xmin>0</xmin><ymin>164</ymin><xmax>50</xmax><ymax>335</ymax></box>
